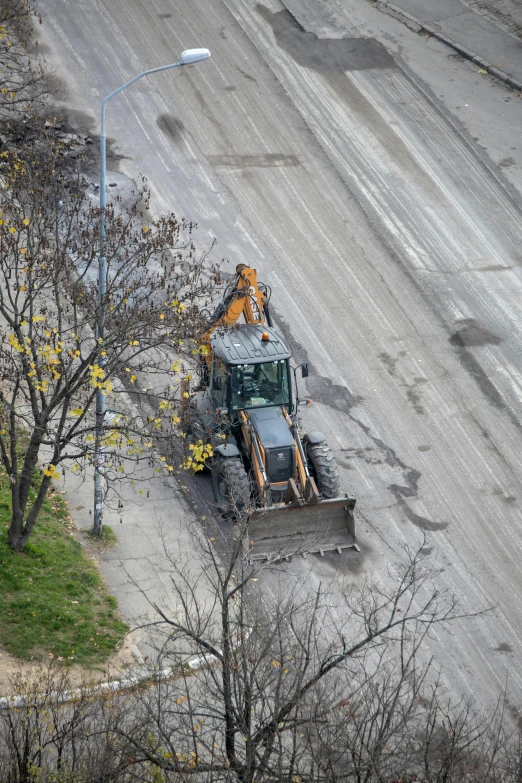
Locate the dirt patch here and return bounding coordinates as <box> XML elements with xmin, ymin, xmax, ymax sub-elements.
<box><xmin>0</xmin><ymin>635</ymin><xmax>137</xmax><ymax>697</ymax></box>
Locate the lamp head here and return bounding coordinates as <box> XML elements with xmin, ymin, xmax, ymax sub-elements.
<box><xmin>180</xmin><ymin>48</ymin><xmax>211</xmax><ymax>65</ymax></box>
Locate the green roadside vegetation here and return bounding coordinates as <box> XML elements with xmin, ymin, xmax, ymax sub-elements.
<box><xmin>0</xmin><ymin>462</ymin><xmax>128</xmax><ymax>666</ymax></box>
<box><xmin>89</xmin><ymin>524</ymin><xmax>118</xmax><ymax>549</ymax></box>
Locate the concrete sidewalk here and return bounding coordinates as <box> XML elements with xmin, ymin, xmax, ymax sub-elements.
<box><xmin>61</xmin><ymin>457</ymin><xmax>215</xmax><ymax>662</ymax></box>
<box><xmin>372</xmin><ymin>0</ymin><xmax>522</xmax><ymax>90</ymax></box>
<box><xmin>467</xmin><ymin>0</ymin><xmax>522</xmax><ymax>39</ymax></box>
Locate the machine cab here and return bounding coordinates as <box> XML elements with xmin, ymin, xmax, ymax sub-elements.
<box><xmin>210</xmin><ymin>324</ymin><xmax>292</xmax><ymax>414</ymax></box>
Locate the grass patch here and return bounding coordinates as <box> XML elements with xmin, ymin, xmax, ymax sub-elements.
<box><xmin>88</xmin><ymin>524</ymin><xmax>117</xmax><ymax>550</ymax></box>
<box><xmin>0</xmin><ymin>467</ymin><xmax>128</xmax><ymax>666</ymax></box>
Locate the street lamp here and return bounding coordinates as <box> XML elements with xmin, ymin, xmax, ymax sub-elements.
<box><xmin>92</xmin><ymin>48</ymin><xmax>211</xmax><ymax>535</ymax></box>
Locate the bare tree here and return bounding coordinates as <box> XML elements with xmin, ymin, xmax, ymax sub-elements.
<box><xmin>0</xmin><ymin>539</ymin><xmax>519</xmax><ymax>782</ymax></box>
<box><xmin>0</xmin><ymin>138</ymin><xmax>221</xmax><ymax>550</ymax></box>
<box><xmin>109</xmin><ymin>523</ymin><xmax>500</xmax><ymax>783</ymax></box>
<box><xmin>0</xmin><ymin>0</ymin><xmax>48</xmax><ymax>123</ymax></box>
<box><xmin>0</xmin><ymin>665</ymin><xmax>142</xmax><ymax>782</ymax></box>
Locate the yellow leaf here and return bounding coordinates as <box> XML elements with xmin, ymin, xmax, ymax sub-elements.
<box><xmin>142</xmin><ymin>225</ymin><xmax>149</xmax><ymax>233</ymax></box>
<box><xmin>43</xmin><ymin>464</ymin><xmax>60</xmax><ymax>480</ymax></box>
<box><xmin>23</xmin><ymin>218</ymin><xmax>30</xmax><ymax>226</ymax></box>
<box><xmin>20</xmin><ymin>248</ymin><xmax>26</xmax><ymax>254</ymax></box>
<box><xmin>19</xmin><ymin>285</ymin><xmax>26</xmax><ymax>291</ymax></box>
<box><xmin>176</xmin><ymin>695</ymin><xmax>188</xmax><ymax>704</ymax></box>
<box><xmin>272</xmin><ymin>660</ymin><xmax>281</xmax><ymax>668</ymax></box>
<box><xmin>477</xmin><ymin>68</ymin><xmax>487</xmax><ymax>74</ymax></box>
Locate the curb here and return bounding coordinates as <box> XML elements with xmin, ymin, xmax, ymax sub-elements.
<box><xmin>374</xmin><ymin>0</ymin><xmax>522</xmax><ymax>92</ymax></box>
<box><xmin>0</xmin><ymin>652</ymin><xmax>215</xmax><ymax>709</ymax></box>
<box><xmin>0</xmin><ymin>666</ymin><xmax>169</xmax><ymax>709</ymax></box>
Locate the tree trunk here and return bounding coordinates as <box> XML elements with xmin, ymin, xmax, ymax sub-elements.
<box><xmin>7</xmin><ymin>508</ymin><xmax>30</xmax><ymax>552</ymax></box>
<box><xmin>7</xmin><ymin>469</ymin><xmax>52</xmax><ymax>552</ymax></box>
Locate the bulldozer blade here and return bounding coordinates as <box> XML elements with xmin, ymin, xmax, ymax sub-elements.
<box><xmin>244</xmin><ymin>496</ymin><xmax>357</xmax><ymax>562</ymax></box>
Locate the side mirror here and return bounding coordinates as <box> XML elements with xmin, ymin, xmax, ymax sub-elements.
<box><xmin>212</xmin><ymin>376</ymin><xmax>222</xmax><ymax>391</ymax></box>
<box><xmin>301</xmin><ymin>363</ymin><xmax>309</xmax><ymax>378</ymax></box>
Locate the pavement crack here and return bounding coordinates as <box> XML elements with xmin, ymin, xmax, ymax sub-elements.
<box><xmin>391</xmin><ymin>492</ymin><xmax>448</xmax><ymax>532</ymax></box>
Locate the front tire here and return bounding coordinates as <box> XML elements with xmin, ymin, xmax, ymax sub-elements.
<box><xmin>307</xmin><ymin>442</ymin><xmax>340</xmax><ymax>499</ymax></box>
<box><xmin>211</xmin><ymin>456</ymin><xmax>250</xmax><ymax>516</ymax></box>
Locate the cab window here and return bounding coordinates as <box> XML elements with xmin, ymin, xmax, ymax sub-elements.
<box><xmin>230</xmin><ymin>360</ymin><xmax>290</xmax><ymax>410</ymax></box>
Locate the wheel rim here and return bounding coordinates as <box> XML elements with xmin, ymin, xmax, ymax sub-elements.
<box><xmin>214</xmin><ymin>470</ymin><xmax>229</xmax><ymax>508</ymax></box>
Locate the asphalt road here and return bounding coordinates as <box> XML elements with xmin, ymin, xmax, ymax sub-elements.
<box><xmin>39</xmin><ymin>0</ymin><xmax>522</xmax><ymax>711</ymax></box>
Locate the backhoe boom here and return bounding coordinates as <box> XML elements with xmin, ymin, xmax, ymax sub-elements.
<box><xmin>200</xmin><ymin>264</ymin><xmax>268</xmax><ymax>348</ymax></box>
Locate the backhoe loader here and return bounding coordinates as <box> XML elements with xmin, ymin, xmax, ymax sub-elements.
<box><xmin>185</xmin><ymin>264</ymin><xmax>357</xmax><ymax>561</ymax></box>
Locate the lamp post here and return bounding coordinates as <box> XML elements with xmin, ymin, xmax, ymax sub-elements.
<box><xmin>92</xmin><ymin>48</ymin><xmax>211</xmax><ymax>536</ymax></box>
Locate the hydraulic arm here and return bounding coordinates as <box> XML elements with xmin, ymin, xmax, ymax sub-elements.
<box><xmin>200</xmin><ymin>264</ymin><xmax>270</xmax><ymax>348</ymax></box>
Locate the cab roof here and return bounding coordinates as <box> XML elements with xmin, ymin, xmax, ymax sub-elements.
<box><xmin>210</xmin><ymin>324</ymin><xmax>291</xmax><ymax>366</ymax></box>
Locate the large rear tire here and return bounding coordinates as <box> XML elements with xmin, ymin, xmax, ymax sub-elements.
<box><xmin>211</xmin><ymin>456</ymin><xmax>250</xmax><ymax>516</ymax></box>
<box><xmin>307</xmin><ymin>442</ymin><xmax>340</xmax><ymax>499</ymax></box>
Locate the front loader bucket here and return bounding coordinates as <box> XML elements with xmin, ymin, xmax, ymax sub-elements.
<box><xmin>244</xmin><ymin>496</ymin><xmax>357</xmax><ymax>562</ymax></box>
